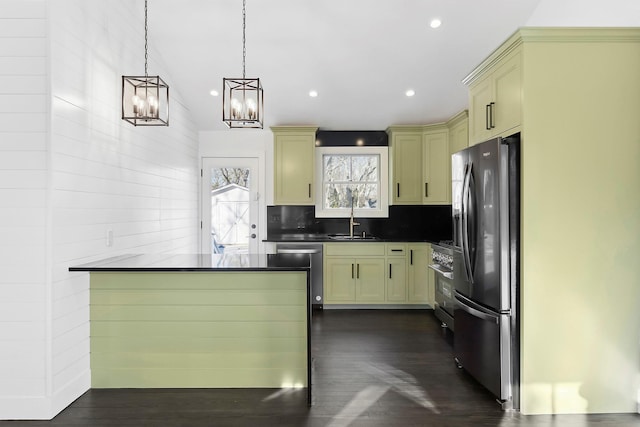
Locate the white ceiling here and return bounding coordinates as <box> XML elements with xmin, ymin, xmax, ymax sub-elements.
<box><xmin>145</xmin><ymin>0</ymin><xmax>560</xmax><ymax>131</ymax></box>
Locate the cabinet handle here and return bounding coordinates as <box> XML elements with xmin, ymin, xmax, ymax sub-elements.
<box><xmin>489</xmin><ymin>102</ymin><xmax>495</xmax><ymax>129</ymax></box>
<box><xmin>391</xmin><ymin>249</ymin><xmax>402</xmax><ymax>252</ymax></box>
<box><xmin>425</xmin><ymin>182</ymin><xmax>429</xmax><ymax>198</ymax></box>
<box><xmin>352</xmin><ymin>263</ymin><xmax>354</xmax><ymax>279</ymax></box>
<box><xmin>410</xmin><ymin>250</ymin><xmax>413</xmax><ymax>265</ymax></box>
<box><xmin>485</xmin><ymin>104</ymin><xmax>491</xmax><ymax>130</ymax></box>
<box><xmin>396</xmin><ymin>183</ymin><xmax>400</xmax><ymax>198</ymax></box>
<box><xmin>389</xmin><ymin>263</ymin><xmax>392</xmax><ymax>279</ymax></box>
<box><xmin>308</xmin><ymin>183</ymin><xmax>311</xmax><ymax>198</ymax></box>
<box><xmin>357</xmin><ymin>263</ymin><xmax>360</xmax><ymax>279</ymax></box>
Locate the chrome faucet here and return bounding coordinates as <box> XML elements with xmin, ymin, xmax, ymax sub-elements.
<box><xmin>349</xmin><ymin>199</ymin><xmax>360</xmax><ymax>238</ymax></box>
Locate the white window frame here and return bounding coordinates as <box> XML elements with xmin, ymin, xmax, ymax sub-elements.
<box><xmin>314</xmin><ymin>146</ymin><xmax>389</xmax><ymax>218</ymax></box>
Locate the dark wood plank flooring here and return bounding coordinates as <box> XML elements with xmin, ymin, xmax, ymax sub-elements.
<box><xmin>2</xmin><ymin>310</ymin><xmax>639</xmax><ymax>426</ymax></box>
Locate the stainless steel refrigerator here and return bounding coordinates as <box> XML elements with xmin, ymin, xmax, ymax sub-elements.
<box><xmin>451</xmin><ymin>133</ymin><xmax>520</xmax><ymax>410</ymax></box>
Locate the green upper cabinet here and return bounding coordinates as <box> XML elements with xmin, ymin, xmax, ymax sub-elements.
<box><xmin>388</xmin><ymin>127</ymin><xmax>423</xmax><ymax>205</ymax></box>
<box><xmin>466</xmin><ymin>48</ymin><xmax>522</xmax><ymax>145</ymax></box>
<box><xmin>468</xmin><ymin>74</ymin><xmax>494</xmax><ymax>144</ymax></box>
<box><xmin>422</xmin><ymin>127</ymin><xmax>449</xmax><ymax>204</ymax></box>
<box><xmin>447</xmin><ymin>110</ymin><xmax>469</xmax><ymax>155</ymax></box>
<box><xmin>272</xmin><ymin>126</ymin><xmax>318</xmax><ymax>205</ymax></box>
<box><xmin>388</xmin><ymin>125</ymin><xmax>450</xmax><ymax>205</ymax></box>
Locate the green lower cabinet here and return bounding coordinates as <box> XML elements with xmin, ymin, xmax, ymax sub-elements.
<box><xmin>355</xmin><ymin>258</ymin><xmax>386</xmax><ymax>302</ymax></box>
<box><xmin>386</xmin><ymin>257</ymin><xmax>408</xmax><ymax>302</ymax></box>
<box><xmin>324</xmin><ymin>257</ymin><xmax>385</xmax><ymax>303</ymax></box>
<box><xmin>408</xmin><ymin>243</ymin><xmax>433</xmax><ymax>305</ymax></box>
<box><xmin>324</xmin><ymin>243</ymin><xmax>421</xmax><ymax>305</ymax></box>
<box><xmin>324</xmin><ymin>258</ymin><xmax>357</xmax><ymax>301</ymax></box>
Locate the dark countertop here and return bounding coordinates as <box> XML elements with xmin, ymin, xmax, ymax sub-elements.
<box><xmin>69</xmin><ymin>253</ymin><xmax>310</xmax><ymax>272</ymax></box>
<box><xmin>263</xmin><ymin>233</ymin><xmax>439</xmax><ymax>243</ymax></box>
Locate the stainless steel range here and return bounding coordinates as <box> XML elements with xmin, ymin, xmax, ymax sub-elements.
<box><xmin>429</xmin><ymin>242</ymin><xmax>456</xmax><ymax>331</ymax></box>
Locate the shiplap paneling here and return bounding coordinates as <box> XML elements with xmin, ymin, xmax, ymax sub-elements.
<box><xmin>0</xmin><ymin>57</ymin><xmax>47</xmax><ymax>75</ymax></box>
<box><xmin>0</xmin><ymin>0</ymin><xmax>48</xmax><ymax>411</ymax></box>
<box><xmin>90</xmin><ymin>271</ymin><xmax>307</xmax><ymax>389</ymax></box>
<box><xmin>0</xmin><ymin>151</ymin><xmax>46</xmax><ymax>170</ymax></box>
<box><xmin>0</xmin><ymin>0</ymin><xmax>199</xmax><ymax>420</ymax></box>
<box><xmin>0</xmin><ymin>321</ymin><xmax>45</xmax><ymax>342</ymax></box>
<box><xmin>0</xmin><ymin>1</ymin><xmax>47</xmax><ymax>18</ymax></box>
<box><xmin>47</xmin><ymin>0</ymin><xmax>199</xmax><ymax>419</ymax></box>
<box><xmin>0</xmin><ymin>94</ymin><xmax>47</xmax><ymax>112</ymax></box>
<box><xmin>0</xmin><ymin>38</ymin><xmax>47</xmax><ymax>56</ymax></box>
<box><xmin>0</xmin><ymin>19</ymin><xmax>46</xmax><ymax>37</ymax></box>
<box><xmin>0</xmin><ymin>132</ymin><xmax>47</xmax><ymax>150</ymax></box>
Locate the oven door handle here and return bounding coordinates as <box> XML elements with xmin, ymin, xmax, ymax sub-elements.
<box><xmin>276</xmin><ymin>249</ymin><xmax>320</xmax><ymax>254</ymax></box>
<box><xmin>428</xmin><ymin>264</ymin><xmax>453</xmax><ymax>280</ymax></box>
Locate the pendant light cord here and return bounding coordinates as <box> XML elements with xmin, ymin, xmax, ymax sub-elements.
<box><xmin>144</xmin><ymin>0</ymin><xmax>149</xmax><ymax>77</ymax></box>
<box><xmin>242</xmin><ymin>0</ymin><xmax>246</xmax><ymax>79</ymax></box>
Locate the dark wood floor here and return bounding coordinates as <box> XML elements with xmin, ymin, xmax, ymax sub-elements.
<box><xmin>2</xmin><ymin>310</ymin><xmax>639</xmax><ymax>426</ymax></box>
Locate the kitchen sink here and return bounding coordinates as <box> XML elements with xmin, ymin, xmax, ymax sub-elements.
<box><xmin>328</xmin><ymin>234</ymin><xmax>379</xmax><ymax>241</ymax></box>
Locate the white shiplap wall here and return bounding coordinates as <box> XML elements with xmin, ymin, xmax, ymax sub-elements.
<box><xmin>0</xmin><ymin>0</ymin><xmax>49</xmax><ymax>417</ymax></box>
<box><xmin>0</xmin><ymin>0</ymin><xmax>199</xmax><ymax>419</ymax></box>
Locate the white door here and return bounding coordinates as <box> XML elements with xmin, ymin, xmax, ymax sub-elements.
<box><xmin>201</xmin><ymin>157</ymin><xmax>260</xmax><ymax>254</ymax></box>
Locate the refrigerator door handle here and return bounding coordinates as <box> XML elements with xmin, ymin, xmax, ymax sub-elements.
<box><xmin>461</xmin><ymin>162</ymin><xmax>474</xmax><ymax>283</ymax></box>
<box><xmin>455</xmin><ymin>293</ymin><xmax>499</xmax><ymax>324</ymax></box>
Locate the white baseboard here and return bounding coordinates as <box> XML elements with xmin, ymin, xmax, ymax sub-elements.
<box><xmin>0</xmin><ymin>396</ymin><xmax>52</xmax><ymax>421</ymax></box>
<box><xmin>51</xmin><ymin>370</ymin><xmax>91</xmax><ymax>419</ymax></box>
<box><xmin>0</xmin><ymin>370</ymin><xmax>90</xmax><ymax>420</ymax></box>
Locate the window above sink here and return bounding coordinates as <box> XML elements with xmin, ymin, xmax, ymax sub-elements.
<box><xmin>314</xmin><ymin>146</ymin><xmax>389</xmax><ymax>218</ymax></box>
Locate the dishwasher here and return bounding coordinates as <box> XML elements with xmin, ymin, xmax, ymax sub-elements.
<box><xmin>276</xmin><ymin>243</ymin><xmax>323</xmax><ymax>310</ymax></box>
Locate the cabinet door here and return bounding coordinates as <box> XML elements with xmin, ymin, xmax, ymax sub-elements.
<box><xmin>449</xmin><ymin>116</ymin><xmax>469</xmax><ymax>155</ymax></box>
<box><xmin>274</xmin><ymin>131</ymin><xmax>315</xmax><ymax>205</ymax></box>
<box><xmin>408</xmin><ymin>244</ymin><xmax>432</xmax><ymax>304</ymax></box>
<box><xmin>325</xmin><ymin>258</ymin><xmax>355</xmax><ymax>302</ymax></box>
<box><xmin>386</xmin><ymin>257</ymin><xmax>407</xmax><ymax>302</ymax></box>
<box><xmin>468</xmin><ymin>76</ymin><xmax>493</xmax><ymax>145</ymax></box>
<box><xmin>391</xmin><ymin>132</ymin><xmax>423</xmax><ymax>205</ymax></box>
<box><xmin>355</xmin><ymin>258</ymin><xmax>385</xmax><ymax>302</ymax></box>
<box><xmin>423</xmin><ymin>131</ymin><xmax>450</xmax><ymax>204</ymax></box>
<box><xmin>492</xmin><ymin>51</ymin><xmax>521</xmax><ymax>136</ymax></box>
<box><xmin>468</xmin><ymin>51</ymin><xmax>521</xmax><ymax>145</ymax></box>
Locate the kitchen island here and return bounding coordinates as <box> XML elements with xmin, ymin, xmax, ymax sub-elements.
<box><xmin>70</xmin><ymin>253</ymin><xmax>311</xmax><ymax>404</ymax></box>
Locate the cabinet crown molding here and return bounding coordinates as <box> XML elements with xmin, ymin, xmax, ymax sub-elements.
<box><xmin>463</xmin><ymin>27</ymin><xmax>640</xmax><ymax>87</ymax></box>
<box><xmin>446</xmin><ymin>110</ymin><xmax>468</xmax><ymax>128</ymax></box>
<box><xmin>518</xmin><ymin>26</ymin><xmax>640</xmax><ymax>43</ymax></box>
<box><xmin>270</xmin><ymin>126</ymin><xmax>318</xmax><ymax>134</ymax></box>
<box><xmin>387</xmin><ymin>123</ymin><xmax>448</xmax><ymax>134</ymax></box>
<box><xmin>386</xmin><ymin>125</ymin><xmax>424</xmax><ymax>134</ymax></box>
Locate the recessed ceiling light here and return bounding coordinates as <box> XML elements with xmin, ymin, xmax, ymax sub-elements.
<box><xmin>210</xmin><ymin>90</ymin><xmax>219</xmax><ymax>96</ymax></box>
<box><xmin>309</xmin><ymin>90</ymin><xmax>318</xmax><ymax>97</ymax></box>
<box><xmin>405</xmin><ymin>89</ymin><xmax>415</xmax><ymax>97</ymax></box>
<box><xmin>430</xmin><ymin>19</ymin><xmax>442</xmax><ymax>29</ymax></box>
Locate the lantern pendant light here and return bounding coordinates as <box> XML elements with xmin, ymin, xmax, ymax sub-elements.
<box><xmin>223</xmin><ymin>0</ymin><xmax>264</xmax><ymax>129</ymax></box>
<box><xmin>122</xmin><ymin>0</ymin><xmax>169</xmax><ymax>126</ymax></box>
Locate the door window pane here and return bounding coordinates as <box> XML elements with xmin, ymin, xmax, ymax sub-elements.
<box><xmin>210</xmin><ymin>167</ymin><xmax>250</xmax><ymax>254</ymax></box>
